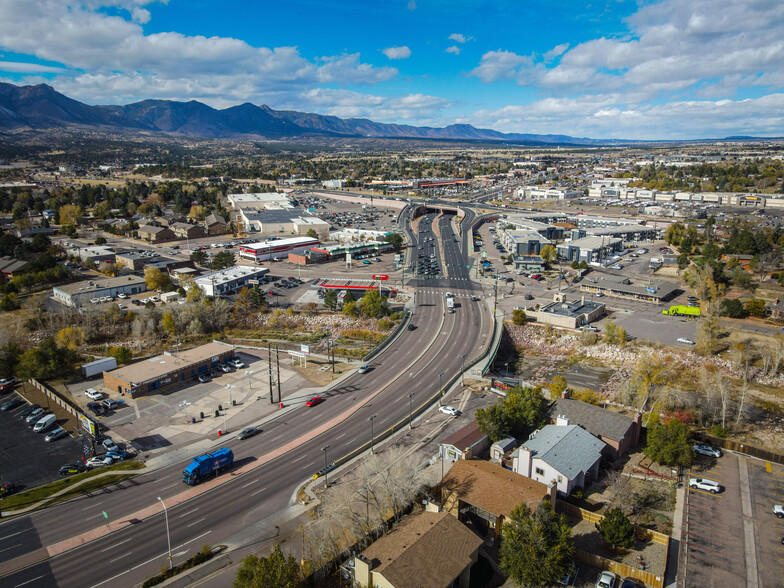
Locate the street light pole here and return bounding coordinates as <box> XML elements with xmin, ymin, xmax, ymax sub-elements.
<box><xmin>321</xmin><ymin>444</ymin><xmax>330</xmax><ymax>487</ymax></box>
<box><xmin>438</xmin><ymin>371</ymin><xmax>445</xmax><ymax>406</ymax></box>
<box><xmin>157</xmin><ymin>497</ymin><xmax>173</xmax><ymax>570</ymax></box>
<box><xmin>368</xmin><ymin>414</ymin><xmax>377</xmax><ymax>454</ymax></box>
<box><xmin>461</xmin><ymin>353</ymin><xmax>467</xmax><ymax>386</ymax></box>
<box><xmin>407</xmin><ymin>391</ymin><xmax>414</xmax><ymax>430</ymax></box>
<box><xmin>225</xmin><ymin>384</ymin><xmax>234</xmax><ymax>406</ymax></box>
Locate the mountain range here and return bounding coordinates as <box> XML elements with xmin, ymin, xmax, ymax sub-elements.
<box><xmin>0</xmin><ymin>82</ymin><xmax>609</xmax><ymax>145</ymax></box>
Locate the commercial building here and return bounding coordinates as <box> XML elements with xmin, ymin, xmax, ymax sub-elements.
<box><xmin>348</xmin><ymin>511</ymin><xmax>483</xmax><ymax>588</ymax></box>
<box><xmin>238</xmin><ymin>237</ymin><xmax>319</xmax><ymax>262</ymax></box>
<box><xmin>226</xmin><ymin>192</ymin><xmax>292</xmax><ymax>210</ymax></box>
<box><xmin>500</xmin><ymin>230</ymin><xmax>552</xmax><ymax>255</ymax></box>
<box><xmin>502</xmin><ymin>216</ymin><xmax>564</xmax><ymax>241</ymax></box>
<box><xmin>236</xmin><ymin>208</ymin><xmax>329</xmax><ymax>238</ymax></box>
<box><xmin>570</xmin><ymin>224</ymin><xmax>659</xmax><ymax>242</ymax></box>
<box><xmin>193</xmin><ymin>265</ymin><xmax>269</xmax><ymax>297</ymax></box>
<box><xmin>511</xmin><ymin>254</ymin><xmax>545</xmax><ymax>272</ymax></box>
<box><xmin>579</xmin><ymin>273</ymin><xmax>678</xmax><ymax>303</ymax></box>
<box><xmin>556</xmin><ymin>236</ymin><xmax>623</xmax><ymax>263</ymax></box>
<box><xmin>68</xmin><ymin>246</ymin><xmax>116</xmax><ymax>265</ymax></box>
<box><xmin>530</xmin><ymin>293</ymin><xmax>605</xmax><ymax>328</ymax></box>
<box><xmin>102</xmin><ymin>342</ymin><xmax>235</xmax><ymax>397</ymax></box>
<box><xmin>53</xmin><ymin>275</ymin><xmax>146</xmax><ymax>307</ymax></box>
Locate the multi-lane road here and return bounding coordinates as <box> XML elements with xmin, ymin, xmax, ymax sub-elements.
<box><xmin>0</xmin><ymin>206</ymin><xmax>491</xmax><ymax>588</ymax></box>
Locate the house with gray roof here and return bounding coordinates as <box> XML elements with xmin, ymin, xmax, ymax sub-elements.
<box><xmin>511</xmin><ymin>423</ymin><xmax>604</xmax><ymax>495</ymax></box>
<box><xmin>548</xmin><ymin>397</ymin><xmax>641</xmax><ymax>458</ymax></box>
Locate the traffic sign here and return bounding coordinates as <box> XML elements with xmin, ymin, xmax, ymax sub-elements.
<box><xmin>372</xmin><ymin>274</ymin><xmax>389</xmax><ymax>281</ymax></box>
<box><xmin>248</xmin><ymin>279</ymin><xmax>259</xmax><ymax>285</ymax></box>
<box><xmin>301</xmin><ymin>344</ymin><xmax>310</xmax><ymax>355</ymax></box>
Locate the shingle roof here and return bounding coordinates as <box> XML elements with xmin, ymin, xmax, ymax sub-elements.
<box><xmin>441</xmin><ymin>460</ymin><xmax>551</xmax><ymax>517</ymax></box>
<box><xmin>520</xmin><ymin>425</ymin><xmax>604</xmax><ymax>479</ymax></box>
<box><xmin>361</xmin><ymin>511</ymin><xmax>482</xmax><ymax>588</ymax></box>
<box><xmin>441</xmin><ymin>420</ymin><xmax>487</xmax><ymax>452</ymax></box>
<box><xmin>548</xmin><ymin>398</ymin><xmax>636</xmax><ymax>443</ymax></box>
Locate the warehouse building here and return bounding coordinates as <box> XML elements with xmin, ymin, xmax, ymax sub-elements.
<box><xmin>102</xmin><ymin>342</ymin><xmax>236</xmax><ymax>397</ymax></box>
<box><xmin>530</xmin><ymin>293</ymin><xmax>605</xmax><ymax>328</ymax></box>
<box><xmin>53</xmin><ymin>275</ymin><xmax>146</xmax><ymax>307</ymax></box>
<box><xmin>238</xmin><ymin>237</ymin><xmax>320</xmax><ymax>262</ymax></box>
<box><xmin>580</xmin><ymin>273</ymin><xmax>678</xmax><ymax>303</ymax></box>
<box><xmin>193</xmin><ymin>265</ymin><xmax>269</xmax><ymax>297</ymax></box>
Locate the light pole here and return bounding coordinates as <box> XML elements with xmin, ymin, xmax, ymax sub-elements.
<box><xmin>179</xmin><ymin>400</ymin><xmax>191</xmax><ymax>424</ymax></box>
<box><xmin>368</xmin><ymin>414</ymin><xmax>377</xmax><ymax>454</ymax></box>
<box><xmin>407</xmin><ymin>391</ymin><xmax>415</xmax><ymax>430</ymax></box>
<box><xmin>461</xmin><ymin>353</ymin><xmax>467</xmax><ymax>386</ymax></box>
<box><xmin>438</xmin><ymin>371</ymin><xmax>445</xmax><ymax>406</ymax></box>
<box><xmin>225</xmin><ymin>384</ymin><xmax>235</xmax><ymax>406</ymax></box>
<box><xmin>157</xmin><ymin>497</ymin><xmax>173</xmax><ymax>570</ymax></box>
<box><xmin>244</xmin><ymin>370</ymin><xmax>254</xmax><ymax>394</ymax></box>
<box><xmin>321</xmin><ymin>444</ymin><xmax>330</xmax><ymax>487</ymax></box>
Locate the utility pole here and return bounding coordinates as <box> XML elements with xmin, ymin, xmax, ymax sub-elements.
<box><xmin>268</xmin><ymin>345</ymin><xmax>274</xmax><ymax>404</ymax></box>
<box><xmin>493</xmin><ymin>275</ymin><xmax>499</xmax><ymax>318</ymax></box>
<box><xmin>275</xmin><ymin>345</ymin><xmax>281</xmax><ymax>403</ymax></box>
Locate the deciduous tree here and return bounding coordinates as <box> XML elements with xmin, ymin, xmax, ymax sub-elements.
<box><xmin>234</xmin><ymin>544</ymin><xmax>300</xmax><ymax>588</ymax></box>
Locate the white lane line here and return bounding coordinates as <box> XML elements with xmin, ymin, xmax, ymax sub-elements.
<box><xmin>240</xmin><ymin>477</ymin><xmax>260</xmax><ymax>489</ymax></box>
<box><xmin>158</xmin><ymin>482</ymin><xmax>177</xmax><ymax>492</ymax></box>
<box><xmin>82</xmin><ymin>501</ymin><xmax>103</xmax><ymax>511</ymax></box>
<box><xmin>100</xmin><ymin>537</ymin><xmax>133</xmax><ymax>552</ymax></box>
<box><xmin>334</xmin><ymin>433</ymin><xmax>346</xmax><ymax>440</ymax></box>
<box><xmin>178</xmin><ymin>508</ymin><xmax>199</xmax><ymax>519</ymax></box>
<box><xmin>269</xmin><ymin>434</ymin><xmax>285</xmax><ymax>443</ymax></box>
<box><xmin>175</xmin><ymin>530</ymin><xmax>212</xmax><ymax>548</ymax></box>
<box><xmin>302</xmin><ymin>461</ymin><xmax>317</xmax><ymax>470</ymax></box>
<box><xmin>186</xmin><ymin>517</ymin><xmax>206</xmax><ymax>528</ymax></box>
<box><xmin>250</xmin><ymin>486</ymin><xmax>267</xmax><ymax>497</ymax></box>
<box><xmin>348</xmin><ymin>437</ymin><xmax>357</xmax><ymax>444</ymax></box>
<box><xmin>14</xmin><ymin>574</ymin><xmax>47</xmax><ymax>587</ymax></box>
<box><xmin>291</xmin><ymin>455</ymin><xmax>307</xmax><ymax>463</ymax></box>
<box><xmin>109</xmin><ymin>551</ymin><xmax>133</xmax><ymax>563</ymax></box>
<box><xmin>0</xmin><ymin>530</ymin><xmax>25</xmax><ymax>541</ymax></box>
<box><xmin>0</xmin><ymin>543</ymin><xmax>22</xmax><ymax>554</ymax></box>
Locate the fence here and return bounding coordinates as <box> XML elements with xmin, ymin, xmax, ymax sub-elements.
<box><xmin>557</xmin><ymin>502</ymin><xmax>669</xmax><ymax>588</ymax></box>
<box><xmin>692</xmin><ymin>431</ymin><xmax>784</xmax><ymax>465</ymax></box>
<box><xmin>27</xmin><ymin>379</ymin><xmax>80</xmax><ymax>418</ymax></box>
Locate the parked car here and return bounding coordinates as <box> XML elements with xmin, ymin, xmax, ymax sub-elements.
<box><xmin>238</xmin><ymin>427</ymin><xmax>260</xmax><ymax>440</ymax></box>
<box><xmin>595</xmin><ymin>571</ymin><xmax>617</xmax><ymax>588</ymax></box>
<box><xmin>19</xmin><ymin>404</ymin><xmax>40</xmax><ymax>419</ymax></box>
<box><xmin>218</xmin><ymin>364</ymin><xmax>233</xmax><ymax>373</ymax></box>
<box><xmin>87</xmin><ymin>401</ymin><xmax>106</xmax><ymax>416</ymax></box>
<box><xmin>620</xmin><ymin>579</ymin><xmax>645</xmax><ymax>588</ymax></box>
<box><xmin>85</xmin><ymin>388</ymin><xmax>103</xmax><ymax>400</ymax></box>
<box><xmin>774</xmin><ymin>504</ymin><xmax>784</xmax><ymax>518</ymax></box>
<box><xmin>86</xmin><ymin>456</ymin><xmax>112</xmax><ymax>469</ymax></box>
<box><xmin>305</xmin><ymin>396</ymin><xmax>323</xmax><ymax>407</ymax></box>
<box><xmin>439</xmin><ymin>406</ymin><xmax>461</xmax><ymax>417</ymax></box>
<box><xmin>106</xmin><ymin>450</ymin><xmax>133</xmax><ymax>461</ymax></box>
<box><xmin>1</xmin><ymin>397</ymin><xmax>24</xmax><ymax>411</ymax></box>
<box><xmin>59</xmin><ymin>463</ymin><xmax>84</xmax><ymax>476</ymax></box>
<box><xmin>197</xmin><ymin>374</ymin><xmax>211</xmax><ymax>383</ymax></box>
<box><xmin>689</xmin><ymin>477</ymin><xmax>721</xmax><ymax>493</ymax></box>
<box><xmin>227</xmin><ymin>358</ymin><xmax>245</xmax><ymax>369</ymax></box>
<box><xmin>101</xmin><ymin>398</ymin><xmax>122</xmax><ymax>410</ymax></box>
<box><xmin>677</xmin><ymin>337</ymin><xmax>695</xmax><ymax>345</ymax></box>
<box><xmin>25</xmin><ymin>407</ymin><xmax>46</xmax><ymax>425</ymax></box>
<box><xmin>45</xmin><ymin>427</ymin><xmax>68</xmax><ymax>442</ymax></box>
<box><xmin>102</xmin><ymin>437</ymin><xmax>118</xmax><ymax>452</ymax></box>
<box><xmin>312</xmin><ymin>463</ymin><xmax>336</xmax><ymax>480</ymax></box>
<box><xmin>693</xmin><ymin>444</ymin><xmax>722</xmax><ymax>458</ymax></box>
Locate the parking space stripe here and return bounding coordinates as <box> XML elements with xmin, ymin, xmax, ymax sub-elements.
<box><xmin>687</xmin><ymin>487</ymin><xmax>722</xmax><ymax>497</ymax></box>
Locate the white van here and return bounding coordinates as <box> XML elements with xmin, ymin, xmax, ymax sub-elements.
<box><xmin>33</xmin><ymin>413</ymin><xmax>57</xmax><ymax>433</ymax></box>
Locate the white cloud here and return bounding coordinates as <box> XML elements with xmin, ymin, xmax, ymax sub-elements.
<box><xmin>382</xmin><ymin>46</ymin><xmax>411</xmax><ymax>60</ymax></box>
<box><xmin>445</xmin><ymin>46</ymin><xmax>461</xmax><ymax>56</ymax></box>
<box><xmin>0</xmin><ymin>61</ymin><xmax>66</xmax><ymax>74</ymax></box>
<box><xmin>543</xmin><ymin>43</ymin><xmax>569</xmax><ymax>62</ymax></box>
<box><xmin>448</xmin><ymin>33</ymin><xmax>470</xmax><ymax>44</ymax></box>
<box><xmin>0</xmin><ymin>0</ymin><xmax>397</xmax><ymax>106</ymax></box>
<box><xmin>299</xmin><ymin>88</ymin><xmax>450</xmax><ymax>122</ymax></box>
<box><xmin>469</xmin><ymin>50</ymin><xmax>533</xmax><ymax>83</ymax></box>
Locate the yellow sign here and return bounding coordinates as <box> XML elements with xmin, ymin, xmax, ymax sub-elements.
<box><xmin>79</xmin><ymin>413</ymin><xmax>96</xmax><ymax>437</ymax></box>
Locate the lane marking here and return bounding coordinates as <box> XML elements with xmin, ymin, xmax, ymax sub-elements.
<box><xmin>186</xmin><ymin>517</ymin><xmax>206</xmax><ymax>528</ymax></box>
<box><xmin>0</xmin><ymin>543</ymin><xmax>22</xmax><ymax>554</ymax></box>
<box><xmin>109</xmin><ymin>551</ymin><xmax>133</xmax><ymax>564</ymax></box>
<box><xmin>291</xmin><ymin>455</ymin><xmax>307</xmax><ymax>463</ymax></box>
<box><xmin>250</xmin><ymin>487</ymin><xmax>267</xmax><ymax>497</ymax></box>
<box><xmin>0</xmin><ymin>530</ymin><xmax>25</xmax><ymax>542</ymax></box>
<box><xmin>14</xmin><ymin>574</ymin><xmax>47</xmax><ymax>587</ymax></box>
<box><xmin>175</xmin><ymin>530</ymin><xmax>212</xmax><ymax>549</ymax></box>
<box><xmin>101</xmin><ymin>537</ymin><xmax>133</xmax><ymax>552</ymax></box>
<box><xmin>240</xmin><ymin>478</ymin><xmax>260</xmax><ymax>489</ymax></box>
<box><xmin>177</xmin><ymin>508</ymin><xmax>199</xmax><ymax>518</ymax></box>
<box><xmin>82</xmin><ymin>501</ymin><xmax>103</xmax><ymax>511</ymax></box>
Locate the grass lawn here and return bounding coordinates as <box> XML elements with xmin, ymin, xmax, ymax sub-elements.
<box><xmin>2</xmin><ymin>461</ymin><xmax>145</xmax><ymax>512</ymax></box>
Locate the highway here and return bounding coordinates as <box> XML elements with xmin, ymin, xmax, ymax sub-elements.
<box><xmin>0</xmin><ymin>206</ymin><xmax>492</xmax><ymax>587</ymax></box>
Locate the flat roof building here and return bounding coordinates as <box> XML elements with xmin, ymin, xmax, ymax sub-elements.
<box><xmin>557</xmin><ymin>236</ymin><xmax>623</xmax><ymax>263</ymax></box>
<box><xmin>580</xmin><ymin>273</ymin><xmax>678</xmax><ymax>303</ymax></box>
<box><xmin>530</xmin><ymin>293</ymin><xmax>605</xmax><ymax>328</ymax></box>
<box><xmin>238</xmin><ymin>237</ymin><xmax>320</xmax><ymax>262</ymax></box>
<box><xmin>103</xmin><ymin>342</ymin><xmax>235</xmax><ymax>398</ymax></box>
<box><xmin>500</xmin><ymin>229</ymin><xmax>552</xmax><ymax>255</ymax></box>
<box><xmin>226</xmin><ymin>192</ymin><xmax>292</xmax><ymax>210</ymax></box>
<box><xmin>193</xmin><ymin>265</ymin><xmax>269</xmax><ymax>297</ymax></box>
<box><xmin>53</xmin><ymin>275</ymin><xmax>146</xmax><ymax>307</ymax></box>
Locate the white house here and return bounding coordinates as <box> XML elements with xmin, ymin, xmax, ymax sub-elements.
<box><xmin>511</xmin><ymin>422</ymin><xmax>604</xmax><ymax>496</ymax></box>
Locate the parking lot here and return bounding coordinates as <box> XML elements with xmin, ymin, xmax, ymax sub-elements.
<box><xmin>681</xmin><ymin>451</ymin><xmax>783</xmax><ymax>587</ymax></box>
<box><xmin>0</xmin><ymin>391</ymin><xmax>85</xmax><ymax>491</ymax></box>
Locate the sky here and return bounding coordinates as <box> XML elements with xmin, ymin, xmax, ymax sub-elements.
<box><xmin>1</xmin><ymin>0</ymin><xmax>784</xmax><ymax>140</ymax></box>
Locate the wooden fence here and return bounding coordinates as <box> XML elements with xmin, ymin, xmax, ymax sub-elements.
<box><xmin>557</xmin><ymin>502</ymin><xmax>669</xmax><ymax>587</ymax></box>
<box><xmin>692</xmin><ymin>431</ymin><xmax>784</xmax><ymax>465</ymax></box>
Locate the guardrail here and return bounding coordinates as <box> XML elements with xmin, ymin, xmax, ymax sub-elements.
<box><xmin>362</xmin><ymin>310</ymin><xmax>411</xmax><ymax>363</ymax></box>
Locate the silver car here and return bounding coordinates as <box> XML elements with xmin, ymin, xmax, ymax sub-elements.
<box><xmin>693</xmin><ymin>444</ymin><xmax>721</xmax><ymax>458</ymax></box>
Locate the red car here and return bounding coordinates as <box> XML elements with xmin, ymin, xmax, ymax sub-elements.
<box><xmin>305</xmin><ymin>396</ymin><xmax>323</xmax><ymax>407</ymax></box>
<box><xmin>267</xmin><ymin>291</ymin><xmax>277</xmax><ymax>296</ymax></box>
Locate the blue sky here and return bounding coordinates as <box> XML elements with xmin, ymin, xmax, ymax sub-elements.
<box><xmin>1</xmin><ymin>0</ymin><xmax>784</xmax><ymax>139</ymax></box>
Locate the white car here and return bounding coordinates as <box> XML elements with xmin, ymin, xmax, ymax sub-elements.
<box><xmin>439</xmin><ymin>406</ymin><xmax>460</xmax><ymax>417</ymax></box>
<box><xmin>86</xmin><ymin>456</ymin><xmax>112</xmax><ymax>469</ymax></box>
<box><xmin>689</xmin><ymin>477</ymin><xmax>721</xmax><ymax>493</ymax></box>
<box><xmin>85</xmin><ymin>389</ymin><xmax>103</xmax><ymax>400</ymax></box>
<box><xmin>677</xmin><ymin>337</ymin><xmax>695</xmax><ymax>345</ymax></box>
<box><xmin>595</xmin><ymin>571</ymin><xmax>617</xmax><ymax>588</ymax></box>
<box><xmin>774</xmin><ymin>504</ymin><xmax>784</xmax><ymax>518</ymax></box>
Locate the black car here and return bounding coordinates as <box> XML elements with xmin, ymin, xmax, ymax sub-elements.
<box><xmin>87</xmin><ymin>401</ymin><xmax>106</xmax><ymax>416</ymax></box>
<box><xmin>1</xmin><ymin>397</ymin><xmax>24</xmax><ymax>411</ymax></box>
<box><xmin>19</xmin><ymin>404</ymin><xmax>40</xmax><ymax>419</ymax></box>
<box><xmin>59</xmin><ymin>463</ymin><xmax>85</xmax><ymax>476</ymax></box>
<box><xmin>237</xmin><ymin>426</ymin><xmax>260</xmax><ymax>440</ymax></box>
<box><xmin>407</xmin><ymin>324</ymin><xmax>417</xmax><ymax>331</ymax></box>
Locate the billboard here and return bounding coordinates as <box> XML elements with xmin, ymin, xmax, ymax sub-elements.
<box><xmin>79</xmin><ymin>413</ymin><xmax>96</xmax><ymax>437</ymax></box>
